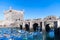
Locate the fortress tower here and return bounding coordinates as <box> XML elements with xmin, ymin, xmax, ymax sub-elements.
<box><xmin>4</xmin><ymin>7</ymin><xmax>24</xmax><ymax>21</ymax></box>
<box><xmin>3</xmin><ymin>7</ymin><xmax>24</xmax><ymax>27</ymax></box>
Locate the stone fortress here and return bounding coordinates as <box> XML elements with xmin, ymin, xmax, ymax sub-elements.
<box><xmin>0</xmin><ymin>7</ymin><xmax>60</xmax><ymax>30</ymax></box>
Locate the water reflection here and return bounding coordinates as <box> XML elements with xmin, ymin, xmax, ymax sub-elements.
<box><xmin>46</xmin><ymin>29</ymin><xmax>54</xmax><ymax>40</ymax></box>
<box><xmin>54</xmin><ymin>27</ymin><xmax>60</xmax><ymax>40</ymax></box>
<box><xmin>45</xmin><ymin>24</ymin><xmax>54</xmax><ymax>40</ymax></box>
<box><xmin>0</xmin><ymin>27</ymin><xmax>43</xmax><ymax>40</ymax></box>
<box><xmin>0</xmin><ymin>27</ymin><xmax>55</xmax><ymax>40</ymax></box>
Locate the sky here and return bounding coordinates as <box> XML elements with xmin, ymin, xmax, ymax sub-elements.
<box><xmin>0</xmin><ymin>0</ymin><xmax>60</xmax><ymax>20</ymax></box>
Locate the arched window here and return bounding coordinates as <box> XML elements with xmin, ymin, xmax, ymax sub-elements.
<box><xmin>49</xmin><ymin>17</ymin><xmax>51</xmax><ymax>20</ymax></box>
<box><xmin>18</xmin><ymin>19</ymin><xmax>20</xmax><ymax>21</ymax></box>
<box><xmin>9</xmin><ymin>10</ymin><xmax>12</xmax><ymax>12</ymax></box>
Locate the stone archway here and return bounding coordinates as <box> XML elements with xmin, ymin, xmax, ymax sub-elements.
<box><xmin>45</xmin><ymin>24</ymin><xmax>51</xmax><ymax>32</ymax></box>
<box><xmin>33</xmin><ymin>23</ymin><xmax>38</xmax><ymax>31</ymax></box>
<box><xmin>20</xmin><ymin>25</ymin><xmax>22</xmax><ymax>30</ymax></box>
<box><xmin>25</xmin><ymin>24</ymin><xmax>30</xmax><ymax>31</ymax></box>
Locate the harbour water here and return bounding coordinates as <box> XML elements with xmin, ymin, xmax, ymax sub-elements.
<box><xmin>0</xmin><ymin>27</ymin><xmax>55</xmax><ymax>40</ymax></box>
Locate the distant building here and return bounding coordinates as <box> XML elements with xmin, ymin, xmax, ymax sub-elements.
<box><xmin>0</xmin><ymin>7</ymin><xmax>60</xmax><ymax>30</ymax></box>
